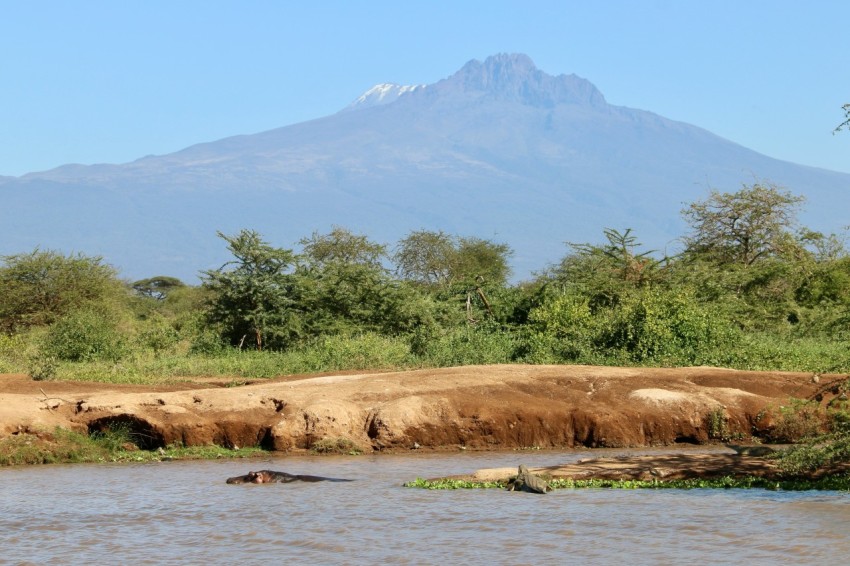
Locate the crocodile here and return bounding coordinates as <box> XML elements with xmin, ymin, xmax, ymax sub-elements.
<box><xmin>506</xmin><ymin>464</ymin><xmax>550</xmax><ymax>494</ymax></box>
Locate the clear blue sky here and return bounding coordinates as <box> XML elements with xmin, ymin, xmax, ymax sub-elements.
<box><xmin>2</xmin><ymin>0</ymin><xmax>848</xmax><ymax>177</ymax></box>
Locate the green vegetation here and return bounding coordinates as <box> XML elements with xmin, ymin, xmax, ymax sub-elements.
<box><xmin>404</xmin><ymin>477</ymin><xmax>506</xmax><ymax>489</ymax></box>
<box><xmin>3</xmin><ymin>183</ymin><xmax>848</xmax><ymax>378</ymax></box>
<box><xmin>0</xmin><ymin>427</ymin><xmax>265</xmax><ymax>466</ymax></box>
<box><xmin>706</xmin><ymin>406</ymin><xmax>733</xmax><ymax>442</ymax></box>
<box><xmin>404</xmin><ymin>475</ymin><xmax>850</xmax><ymax>491</ymax></box>
<box><xmin>310</xmin><ymin>437</ymin><xmax>363</xmax><ymax>455</ymax></box>
<box><xmin>2</xmin><ymin>182</ymin><xmax>850</xmax><ymax>469</ymax></box>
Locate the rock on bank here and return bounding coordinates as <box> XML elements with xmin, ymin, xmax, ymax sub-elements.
<box><xmin>0</xmin><ymin>365</ymin><xmax>835</xmax><ymax>452</ymax></box>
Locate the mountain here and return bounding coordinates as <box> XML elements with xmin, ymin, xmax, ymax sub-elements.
<box><xmin>2</xmin><ymin>53</ymin><xmax>848</xmax><ymax>282</ymax></box>
<box><xmin>342</xmin><ymin>83</ymin><xmax>426</xmax><ymax>111</ymax></box>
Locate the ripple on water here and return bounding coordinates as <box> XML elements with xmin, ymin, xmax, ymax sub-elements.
<box><xmin>2</xmin><ymin>453</ymin><xmax>850</xmax><ymax>563</ymax></box>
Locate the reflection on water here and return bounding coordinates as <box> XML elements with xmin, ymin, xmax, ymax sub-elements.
<box><xmin>2</xmin><ymin>449</ymin><xmax>849</xmax><ymax>564</ymax></box>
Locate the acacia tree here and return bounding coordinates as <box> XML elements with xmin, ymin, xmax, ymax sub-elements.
<box><xmin>131</xmin><ymin>276</ymin><xmax>186</xmax><ymax>301</ymax></box>
<box><xmin>542</xmin><ymin>228</ymin><xmax>668</xmax><ymax>312</ymax></box>
<box><xmin>0</xmin><ymin>249</ymin><xmax>123</xmax><ymax>333</ymax></box>
<box><xmin>393</xmin><ymin>230</ymin><xmax>512</xmax><ymax>288</ymax></box>
<box><xmin>393</xmin><ymin>230</ymin><xmax>513</xmax><ymax>323</ymax></box>
<box><xmin>454</xmin><ymin>237</ymin><xmax>513</xmax><ymax>287</ymax></box>
<box><xmin>681</xmin><ymin>182</ymin><xmax>804</xmax><ymax>267</ymax></box>
<box><xmin>201</xmin><ymin>230</ymin><xmax>300</xmax><ymax>350</ymax></box>
<box><xmin>296</xmin><ymin>226</ymin><xmax>432</xmax><ymax>336</ymax></box>
<box><xmin>393</xmin><ymin>230</ymin><xmax>456</xmax><ymax>287</ymax></box>
<box><xmin>299</xmin><ymin>225</ymin><xmax>387</xmax><ymax>269</ymax></box>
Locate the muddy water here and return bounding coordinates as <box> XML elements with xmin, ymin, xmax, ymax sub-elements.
<box><xmin>2</xmin><ymin>449</ymin><xmax>849</xmax><ymax>565</ymax></box>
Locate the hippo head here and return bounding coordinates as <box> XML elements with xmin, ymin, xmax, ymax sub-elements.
<box><xmin>226</xmin><ymin>471</ymin><xmax>267</xmax><ymax>484</ymax></box>
<box><xmin>249</xmin><ymin>471</ymin><xmax>270</xmax><ymax>483</ymax></box>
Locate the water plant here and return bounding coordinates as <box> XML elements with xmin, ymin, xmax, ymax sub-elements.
<box><xmin>404</xmin><ymin>475</ymin><xmax>850</xmax><ymax>491</ymax></box>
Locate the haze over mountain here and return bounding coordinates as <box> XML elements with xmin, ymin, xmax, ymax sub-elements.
<box><xmin>2</xmin><ymin>53</ymin><xmax>848</xmax><ymax>282</ymax></box>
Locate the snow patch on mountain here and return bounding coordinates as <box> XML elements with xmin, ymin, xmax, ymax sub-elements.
<box><xmin>341</xmin><ymin>83</ymin><xmax>425</xmax><ymax>112</ymax></box>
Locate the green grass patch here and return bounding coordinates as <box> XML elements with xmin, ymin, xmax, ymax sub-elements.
<box><xmin>11</xmin><ymin>325</ymin><xmax>850</xmax><ymax>387</ymax></box>
<box><xmin>0</xmin><ymin>427</ymin><xmax>267</xmax><ymax>466</ymax></box>
<box><xmin>27</xmin><ymin>332</ymin><xmax>418</xmax><ymax>385</ymax></box>
<box><xmin>723</xmin><ymin>333</ymin><xmax>850</xmax><ymax>374</ymax></box>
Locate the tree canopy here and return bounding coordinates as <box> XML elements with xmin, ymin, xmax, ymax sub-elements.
<box><xmin>0</xmin><ymin>249</ymin><xmax>123</xmax><ymax>333</ymax></box>
<box><xmin>132</xmin><ymin>276</ymin><xmax>186</xmax><ymax>301</ymax></box>
<box><xmin>201</xmin><ymin>230</ymin><xmax>300</xmax><ymax>350</ymax></box>
<box><xmin>393</xmin><ymin>230</ymin><xmax>513</xmax><ymax>288</ymax></box>
<box><xmin>299</xmin><ymin>226</ymin><xmax>387</xmax><ymax>269</ymax></box>
<box><xmin>681</xmin><ymin>182</ymin><xmax>804</xmax><ymax>266</ymax></box>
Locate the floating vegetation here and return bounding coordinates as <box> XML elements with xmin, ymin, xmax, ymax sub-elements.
<box><xmin>404</xmin><ymin>475</ymin><xmax>850</xmax><ymax>491</ymax></box>
<box><xmin>404</xmin><ymin>478</ymin><xmax>506</xmax><ymax>490</ymax></box>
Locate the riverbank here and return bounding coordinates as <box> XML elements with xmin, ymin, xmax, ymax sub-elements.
<box><xmin>1</xmin><ymin>364</ymin><xmax>839</xmax><ymax>459</ymax></box>
<box><xmin>437</xmin><ymin>452</ymin><xmax>786</xmax><ymax>483</ymax></box>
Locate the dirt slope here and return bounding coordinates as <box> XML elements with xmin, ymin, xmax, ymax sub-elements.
<box><xmin>0</xmin><ymin>365</ymin><xmax>837</xmax><ymax>452</ymax></box>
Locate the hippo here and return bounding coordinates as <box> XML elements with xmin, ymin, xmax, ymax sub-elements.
<box><xmin>226</xmin><ymin>470</ymin><xmax>353</xmax><ymax>484</ymax></box>
<box><xmin>506</xmin><ymin>464</ymin><xmax>550</xmax><ymax>494</ymax></box>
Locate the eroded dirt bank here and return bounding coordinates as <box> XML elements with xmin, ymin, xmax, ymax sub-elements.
<box><xmin>0</xmin><ymin>365</ymin><xmax>840</xmax><ymax>452</ymax></box>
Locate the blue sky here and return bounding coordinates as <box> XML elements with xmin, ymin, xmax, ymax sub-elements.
<box><xmin>2</xmin><ymin>0</ymin><xmax>848</xmax><ymax>177</ymax></box>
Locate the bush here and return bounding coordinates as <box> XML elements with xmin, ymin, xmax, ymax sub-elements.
<box><xmin>524</xmin><ymin>289</ymin><xmax>737</xmax><ymax>367</ymax></box>
<box><xmin>526</xmin><ymin>293</ymin><xmax>594</xmax><ymax>361</ymax></box>
<box><xmin>289</xmin><ymin>333</ymin><xmax>412</xmax><ymax>372</ymax></box>
<box><xmin>27</xmin><ymin>353</ymin><xmax>58</xmax><ymax>381</ymax></box>
<box><xmin>723</xmin><ymin>334</ymin><xmax>850</xmax><ymax>373</ymax></box>
<box><xmin>706</xmin><ymin>406</ymin><xmax>731</xmax><ymax>441</ymax></box>
<box><xmin>595</xmin><ymin>290</ymin><xmax>736</xmax><ymax>365</ymax></box>
<box><xmin>416</xmin><ymin>324</ymin><xmax>518</xmax><ymax>367</ymax></box>
<box><xmin>188</xmin><ymin>323</ymin><xmax>229</xmax><ymax>356</ymax></box>
<box><xmin>0</xmin><ymin>333</ymin><xmax>28</xmax><ymax>373</ymax></box>
<box><xmin>136</xmin><ymin>314</ymin><xmax>180</xmax><ymax>354</ymax></box>
<box><xmin>42</xmin><ymin>308</ymin><xmax>128</xmax><ymax>362</ymax></box>
<box><xmin>770</xmin><ymin>399</ymin><xmax>826</xmax><ymax>443</ymax></box>
<box><xmin>0</xmin><ymin>249</ymin><xmax>124</xmax><ymax>333</ymax></box>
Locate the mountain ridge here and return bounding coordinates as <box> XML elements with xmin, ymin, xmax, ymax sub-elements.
<box><xmin>2</xmin><ymin>53</ymin><xmax>848</xmax><ymax>282</ymax></box>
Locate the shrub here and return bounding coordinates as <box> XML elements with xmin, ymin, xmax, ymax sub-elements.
<box><xmin>290</xmin><ymin>332</ymin><xmax>412</xmax><ymax>372</ymax></box>
<box><xmin>777</xmin><ymin>427</ymin><xmax>850</xmax><ymax>474</ymax></box>
<box><xmin>770</xmin><ymin>399</ymin><xmax>826</xmax><ymax>443</ymax></box>
<box><xmin>136</xmin><ymin>314</ymin><xmax>180</xmax><ymax>354</ymax></box>
<box><xmin>42</xmin><ymin>308</ymin><xmax>128</xmax><ymax>362</ymax></box>
<box><xmin>188</xmin><ymin>325</ymin><xmax>229</xmax><ymax>356</ymax></box>
<box><xmin>596</xmin><ymin>290</ymin><xmax>736</xmax><ymax>365</ymax></box>
<box><xmin>706</xmin><ymin>406</ymin><xmax>731</xmax><ymax>441</ymax></box>
<box><xmin>417</xmin><ymin>324</ymin><xmax>518</xmax><ymax>367</ymax></box>
<box><xmin>0</xmin><ymin>249</ymin><xmax>124</xmax><ymax>333</ymax></box>
<box><xmin>0</xmin><ymin>332</ymin><xmax>28</xmax><ymax>373</ymax></box>
<box><xmin>27</xmin><ymin>353</ymin><xmax>58</xmax><ymax>381</ymax></box>
<box><xmin>526</xmin><ymin>293</ymin><xmax>595</xmax><ymax>362</ymax></box>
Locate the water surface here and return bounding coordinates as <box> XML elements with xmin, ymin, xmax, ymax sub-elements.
<box><xmin>2</xmin><ymin>449</ymin><xmax>848</xmax><ymax>565</ymax></box>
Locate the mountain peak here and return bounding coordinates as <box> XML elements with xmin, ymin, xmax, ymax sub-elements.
<box><xmin>342</xmin><ymin>54</ymin><xmax>607</xmax><ymax>114</ymax></box>
<box><xmin>457</xmin><ymin>53</ymin><xmax>539</xmax><ymax>82</ymax></box>
<box><xmin>438</xmin><ymin>53</ymin><xmax>607</xmax><ymax>108</ymax></box>
<box><xmin>342</xmin><ymin>83</ymin><xmax>425</xmax><ymax>112</ymax></box>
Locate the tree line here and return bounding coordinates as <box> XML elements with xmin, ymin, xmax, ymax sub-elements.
<box><xmin>1</xmin><ymin>181</ymin><xmax>848</xmax><ymax>375</ymax></box>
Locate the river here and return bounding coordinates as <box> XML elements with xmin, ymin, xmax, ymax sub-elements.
<box><xmin>1</xmin><ymin>449</ymin><xmax>848</xmax><ymax>565</ymax></box>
